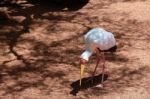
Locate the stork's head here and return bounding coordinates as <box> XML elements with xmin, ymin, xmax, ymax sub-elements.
<box><xmin>80</xmin><ymin>57</ymin><xmax>88</xmax><ymax>65</ymax></box>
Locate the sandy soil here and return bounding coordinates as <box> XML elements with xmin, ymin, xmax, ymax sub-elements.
<box><xmin>0</xmin><ymin>0</ymin><xmax>150</xmax><ymax>99</ymax></box>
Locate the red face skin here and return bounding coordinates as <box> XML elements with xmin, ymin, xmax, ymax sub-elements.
<box><xmin>80</xmin><ymin>58</ymin><xmax>88</xmax><ymax>65</ymax></box>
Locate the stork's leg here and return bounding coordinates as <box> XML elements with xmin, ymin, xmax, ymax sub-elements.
<box><xmin>92</xmin><ymin>56</ymin><xmax>100</xmax><ymax>78</ymax></box>
<box><xmin>91</xmin><ymin>52</ymin><xmax>101</xmax><ymax>84</ymax></box>
<box><xmin>101</xmin><ymin>53</ymin><xmax>105</xmax><ymax>85</ymax></box>
<box><xmin>95</xmin><ymin>53</ymin><xmax>105</xmax><ymax>88</ymax></box>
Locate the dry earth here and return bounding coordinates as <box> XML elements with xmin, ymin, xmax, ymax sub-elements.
<box><xmin>0</xmin><ymin>0</ymin><xmax>150</xmax><ymax>99</ymax></box>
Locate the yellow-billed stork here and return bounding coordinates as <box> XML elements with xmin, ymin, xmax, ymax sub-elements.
<box><xmin>80</xmin><ymin>27</ymin><xmax>117</xmax><ymax>88</ymax></box>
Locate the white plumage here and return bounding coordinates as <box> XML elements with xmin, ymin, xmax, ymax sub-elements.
<box><xmin>80</xmin><ymin>28</ymin><xmax>116</xmax><ymax>61</ymax></box>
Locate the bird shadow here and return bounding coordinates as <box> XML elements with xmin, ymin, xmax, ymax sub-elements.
<box><xmin>70</xmin><ymin>74</ymin><xmax>108</xmax><ymax>96</ymax></box>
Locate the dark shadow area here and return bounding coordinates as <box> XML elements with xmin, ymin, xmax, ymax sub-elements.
<box><xmin>0</xmin><ymin>0</ymin><xmax>89</xmax><ymax>10</ymax></box>
<box><xmin>70</xmin><ymin>74</ymin><xmax>108</xmax><ymax>96</ymax></box>
<box><xmin>0</xmin><ymin>0</ymin><xmax>90</xmax><ymax>40</ymax></box>
<box><xmin>27</xmin><ymin>0</ymin><xmax>89</xmax><ymax>11</ymax></box>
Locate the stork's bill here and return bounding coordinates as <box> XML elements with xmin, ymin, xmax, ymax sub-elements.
<box><xmin>80</xmin><ymin>64</ymin><xmax>85</xmax><ymax>86</ymax></box>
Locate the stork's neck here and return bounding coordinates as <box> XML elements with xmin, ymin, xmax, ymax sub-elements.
<box><xmin>80</xmin><ymin>49</ymin><xmax>93</xmax><ymax>61</ymax></box>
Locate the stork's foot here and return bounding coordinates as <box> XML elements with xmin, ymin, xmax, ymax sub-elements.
<box><xmin>95</xmin><ymin>84</ymin><xmax>104</xmax><ymax>89</ymax></box>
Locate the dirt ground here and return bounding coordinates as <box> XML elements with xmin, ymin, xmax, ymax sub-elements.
<box><xmin>0</xmin><ymin>0</ymin><xmax>150</xmax><ymax>99</ymax></box>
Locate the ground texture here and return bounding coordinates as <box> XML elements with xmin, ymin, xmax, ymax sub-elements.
<box><xmin>0</xmin><ymin>0</ymin><xmax>150</xmax><ymax>99</ymax></box>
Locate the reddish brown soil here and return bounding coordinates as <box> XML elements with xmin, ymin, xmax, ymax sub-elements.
<box><xmin>0</xmin><ymin>0</ymin><xmax>150</xmax><ymax>99</ymax></box>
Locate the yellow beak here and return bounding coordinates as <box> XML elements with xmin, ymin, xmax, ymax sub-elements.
<box><xmin>80</xmin><ymin>64</ymin><xmax>85</xmax><ymax>86</ymax></box>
